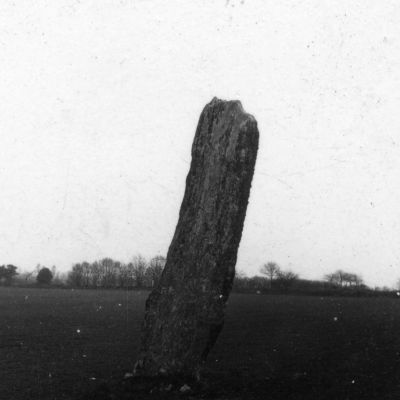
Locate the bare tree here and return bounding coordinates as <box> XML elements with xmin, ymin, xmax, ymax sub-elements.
<box><xmin>276</xmin><ymin>270</ymin><xmax>298</xmax><ymax>290</ymax></box>
<box><xmin>259</xmin><ymin>262</ymin><xmax>280</xmax><ymax>288</ymax></box>
<box><xmin>146</xmin><ymin>255</ymin><xmax>166</xmax><ymax>287</ymax></box>
<box><xmin>118</xmin><ymin>263</ymin><xmax>134</xmax><ymax>288</ymax></box>
<box><xmin>344</xmin><ymin>273</ymin><xmax>363</xmax><ymax>287</ymax></box>
<box><xmin>324</xmin><ymin>270</ymin><xmax>363</xmax><ymax>287</ymax></box>
<box><xmin>90</xmin><ymin>261</ymin><xmax>101</xmax><ymax>288</ymax></box>
<box><xmin>100</xmin><ymin>258</ymin><xmax>118</xmax><ymax>288</ymax></box>
<box><xmin>68</xmin><ymin>263</ymin><xmax>84</xmax><ymax>287</ymax></box>
<box><xmin>130</xmin><ymin>254</ymin><xmax>147</xmax><ymax>288</ymax></box>
<box><xmin>81</xmin><ymin>262</ymin><xmax>91</xmax><ymax>287</ymax></box>
<box><xmin>324</xmin><ymin>272</ymin><xmax>336</xmax><ymax>285</ymax></box>
<box><xmin>324</xmin><ymin>270</ymin><xmax>345</xmax><ymax>287</ymax></box>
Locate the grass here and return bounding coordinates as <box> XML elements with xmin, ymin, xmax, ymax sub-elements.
<box><xmin>1</xmin><ymin>288</ymin><xmax>400</xmax><ymax>399</ymax></box>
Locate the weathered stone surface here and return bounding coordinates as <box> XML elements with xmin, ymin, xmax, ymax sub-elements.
<box><xmin>134</xmin><ymin>97</ymin><xmax>259</xmax><ymax>378</ymax></box>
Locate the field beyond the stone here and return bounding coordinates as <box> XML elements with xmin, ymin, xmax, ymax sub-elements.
<box><xmin>2</xmin><ymin>288</ymin><xmax>400</xmax><ymax>399</ymax></box>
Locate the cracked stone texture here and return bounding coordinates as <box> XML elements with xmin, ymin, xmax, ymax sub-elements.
<box><xmin>134</xmin><ymin>97</ymin><xmax>259</xmax><ymax>378</ymax></box>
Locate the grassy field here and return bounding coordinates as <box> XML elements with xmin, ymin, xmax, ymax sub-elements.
<box><xmin>2</xmin><ymin>288</ymin><xmax>400</xmax><ymax>399</ymax></box>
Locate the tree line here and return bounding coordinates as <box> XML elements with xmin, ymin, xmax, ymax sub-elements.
<box><xmin>324</xmin><ymin>270</ymin><xmax>364</xmax><ymax>287</ymax></box>
<box><xmin>1</xmin><ymin>258</ymin><xmax>398</xmax><ymax>297</ymax></box>
<box><xmin>67</xmin><ymin>255</ymin><xmax>166</xmax><ymax>289</ymax></box>
<box><xmin>0</xmin><ymin>264</ymin><xmax>56</xmax><ymax>286</ymax></box>
<box><xmin>233</xmin><ymin>262</ymin><xmax>374</xmax><ymax>296</ymax></box>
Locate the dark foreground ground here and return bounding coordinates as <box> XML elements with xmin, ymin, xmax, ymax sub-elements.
<box><xmin>1</xmin><ymin>288</ymin><xmax>400</xmax><ymax>400</ymax></box>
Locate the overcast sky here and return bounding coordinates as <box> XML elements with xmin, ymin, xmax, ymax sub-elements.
<box><xmin>1</xmin><ymin>1</ymin><xmax>400</xmax><ymax>287</ymax></box>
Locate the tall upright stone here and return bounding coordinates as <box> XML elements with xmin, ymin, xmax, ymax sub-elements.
<box><xmin>134</xmin><ymin>97</ymin><xmax>259</xmax><ymax>378</ymax></box>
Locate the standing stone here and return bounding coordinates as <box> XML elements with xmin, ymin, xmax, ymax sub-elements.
<box><xmin>134</xmin><ymin>97</ymin><xmax>259</xmax><ymax>378</ymax></box>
